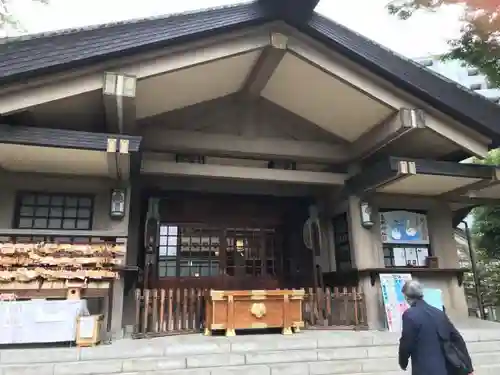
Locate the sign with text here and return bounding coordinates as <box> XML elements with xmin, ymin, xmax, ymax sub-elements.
<box><xmin>380</xmin><ymin>273</ymin><xmax>413</xmax><ymax>332</ymax></box>
<box><xmin>380</xmin><ymin>211</ymin><xmax>429</xmax><ymax>245</ymax></box>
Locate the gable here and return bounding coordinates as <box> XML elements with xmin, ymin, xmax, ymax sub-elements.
<box><xmin>0</xmin><ymin>0</ymin><xmax>498</xmax><ymax>157</ymax></box>
<box><xmin>139</xmin><ymin>94</ymin><xmax>343</xmax><ymax>143</ymax></box>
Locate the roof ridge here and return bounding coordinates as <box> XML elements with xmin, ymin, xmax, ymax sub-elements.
<box><xmin>312</xmin><ymin>12</ymin><xmax>497</xmax><ymax>114</ymax></box>
<box><xmin>0</xmin><ymin>1</ymin><xmax>254</xmax><ymax>45</ymax></box>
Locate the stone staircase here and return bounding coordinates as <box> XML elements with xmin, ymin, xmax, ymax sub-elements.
<box><xmin>1</xmin><ymin>329</ymin><xmax>500</xmax><ymax>375</ymax></box>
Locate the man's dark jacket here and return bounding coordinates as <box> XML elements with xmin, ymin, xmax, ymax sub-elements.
<box><xmin>398</xmin><ymin>300</ymin><xmax>473</xmax><ymax>375</ymax></box>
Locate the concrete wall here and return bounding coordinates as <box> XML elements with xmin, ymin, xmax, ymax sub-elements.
<box><xmin>321</xmin><ymin>193</ymin><xmax>468</xmax><ymax>329</ymax></box>
<box><xmin>0</xmin><ymin>171</ymin><xmax>132</xmax><ymax>338</ymax></box>
<box><xmin>0</xmin><ymin>172</ymin><xmax>130</xmax><ymax>233</ymax></box>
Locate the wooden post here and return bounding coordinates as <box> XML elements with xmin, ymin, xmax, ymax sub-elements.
<box><xmin>159</xmin><ymin>289</ymin><xmax>166</xmax><ymax>332</ymax></box>
<box><xmin>142</xmin><ymin>289</ymin><xmax>150</xmax><ymax>334</ymax></box>
<box><xmin>151</xmin><ymin>289</ymin><xmax>158</xmax><ymax>333</ymax></box>
<box><xmin>167</xmin><ymin>288</ymin><xmax>173</xmax><ymax>332</ymax></box>
<box><xmin>226</xmin><ymin>294</ymin><xmax>235</xmax><ymax>337</ymax></box>
<box><xmin>282</xmin><ymin>294</ymin><xmax>292</xmax><ymax>335</ymax></box>
<box><xmin>134</xmin><ymin>289</ymin><xmax>141</xmax><ymax>334</ymax></box>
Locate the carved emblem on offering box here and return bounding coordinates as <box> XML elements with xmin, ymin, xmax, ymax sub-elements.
<box><xmin>250</xmin><ymin>302</ymin><xmax>267</xmax><ymax>319</ymax></box>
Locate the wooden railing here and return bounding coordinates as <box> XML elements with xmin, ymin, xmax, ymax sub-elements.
<box><xmin>134</xmin><ymin>287</ymin><xmax>206</xmax><ymax>337</ymax></box>
<box><xmin>133</xmin><ymin>286</ymin><xmax>367</xmax><ymax>337</ymax></box>
<box><xmin>303</xmin><ymin>287</ymin><xmax>367</xmax><ymax>329</ymax></box>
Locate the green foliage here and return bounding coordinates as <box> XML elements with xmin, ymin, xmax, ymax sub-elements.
<box><xmin>462</xmin><ymin>246</ymin><xmax>500</xmax><ymax>306</ymax></box>
<box><xmin>471</xmin><ymin>150</ymin><xmax>500</xmax><ymax>260</ymax></box>
<box><xmin>387</xmin><ymin>0</ymin><xmax>500</xmax><ymax>88</ymax></box>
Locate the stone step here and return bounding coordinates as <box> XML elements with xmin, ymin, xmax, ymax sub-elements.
<box><xmin>1</xmin><ymin>343</ymin><xmax>499</xmax><ymax>375</ymax></box>
<box><xmin>2</xmin><ymin>330</ymin><xmax>500</xmax><ymax>365</ymax></box>
<box><xmin>1</xmin><ymin>330</ymin><xmax>500</xmax><ymax>375</ymax></box>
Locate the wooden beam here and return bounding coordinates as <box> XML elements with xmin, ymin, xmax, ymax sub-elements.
<box><xmin>425</xmin><ymin>115</ymin><xmax>489</xmax><ymax>158</ymax></box>
<box><xmin>0</xmin><ymin>35</ymin><xmax>268</xmax><ymax>114</ymax></box>
<box><xmin>141</xmin><ymin>159</ymin><xmax>346</xmax><ymax>186</ymax></box>
<box><xmin>107</xmin><ymin>138</ymin><xmax>118</xmax><ymax>179</ymax></box>
<box><xmin>440</xmin><ymin>168</ymin><xmax>500</xmax><ymax>199</ymax></box>
<box><xmin>241</xmin><ymin>32</ymin><xmax>287</xmax><ymax>97</ymax></box>
<box><xmin>103</xmin><ymin>72</ymin><xmax>137</xmax><ymax>134</ymax></box>
<box><xmin>117</xmin><ymin>139</ymin><xmax>131</xmax><ymax>181</ymax></box>
<box><xmin>344</xmin><ymin>158</ymin><xmax>416</xmax><ymax>198</ymax></box>
<box><xmin>141</xmin><ymin>130</ymin><xmax>348</xmax><ymax>163</ymax></box>
<box><xmin>350</xmin><ymin>108</ymin><xmax>425</xmax><ymax>160</ymax></box>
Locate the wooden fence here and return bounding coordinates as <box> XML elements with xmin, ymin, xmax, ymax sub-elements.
<box><xmin>133</xmin><ymin>286</ymin><xmax>367</xmax><ymax>337</ymax></box>
<box><xmin>303</xmin><ymin>287</ymin><xmax>367</xmax><ymax>329</ymax></box>
<box><xmin>133</xmin><ymin>288</ymin><xmax>206</xmax><ymax>337</ymax></box>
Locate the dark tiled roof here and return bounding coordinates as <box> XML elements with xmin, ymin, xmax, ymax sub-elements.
<box><xmin>0</xmin><ymin>2</ymin><xmax>268</xmax><ymax>84</ymax></box>
<box><xmin>303</xmin><ymin>13</ymin><xmax>500</xmax><ymax>143</ymax></box>
<box><xmin>1</xmin><ymin>0</ymin><xmax>500</xmax><ymax>143</ymax></box>
<box><xmin>0</xmin><ymin>124</ymin><xmax>141</xmax><ymax>151</ymax></box>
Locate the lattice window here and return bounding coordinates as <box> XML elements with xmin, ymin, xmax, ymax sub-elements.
<box><xmin>16</xmin><ymin>192</ymin><xmax>93</xmax><ymax>231</ymax></box>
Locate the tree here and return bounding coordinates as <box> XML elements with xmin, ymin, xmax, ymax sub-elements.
<box><xmin>387</xmin><ymin>0</ymin><xmax>500</xmax><ymax>87</ymax></box>
<box><xmin>461</xmin><ymin>246</ymin><xmax>500</xmax><ymax>308</ymax></box>
<box><xmin>471</xmin><ymin>149</ymin><xmax>500</xmax><ymax>260</ymax></box>
<box><xmin>1</xmin><ymin>0</ymin><xmax>48</xmax><ymax>31</ymax></box>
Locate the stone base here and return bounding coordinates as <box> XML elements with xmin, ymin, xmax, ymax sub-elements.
<box><xmin>1</xmin><ymin>326</ymin><xmax>499</xmax><ymax>375</ymax></box>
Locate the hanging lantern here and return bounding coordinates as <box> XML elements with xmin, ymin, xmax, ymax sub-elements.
<box><xmin>360</xmin><ymin>201</ymin><xmax>374</xmax><ymax>229</ymax></box>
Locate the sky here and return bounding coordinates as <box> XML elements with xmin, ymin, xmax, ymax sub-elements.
<box><xmin>8</xmin><ymin>0</ymin><xmax>465</xmax><ymax>58</ymax></box>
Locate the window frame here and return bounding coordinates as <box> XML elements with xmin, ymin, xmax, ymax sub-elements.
<box><xmin>467</xmin><ymin>68</ymin><xmax>479</xmax><ymax>76</ymax></box>
<box><xmin>379</xmin><ymin>209</ymin><xmax>431</xmax><ymax>268</ymax></box>
<box><xmin>156</xmin><ymin>223</ymin><xmax>280</xmax><ymax>279</ymax></box>
<box><xmin>14</xmin><ymin>191</ymin><xmax>95</xmax><ymax>231</ymax></box>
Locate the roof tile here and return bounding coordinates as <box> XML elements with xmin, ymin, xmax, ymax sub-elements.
<box><xmin>0</xmin><ymin>2</ymin><xmax>266</xmax><ymax>82</ymax></box>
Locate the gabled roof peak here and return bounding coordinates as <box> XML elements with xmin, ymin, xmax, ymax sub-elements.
<box><xmin>257</xmin><ymin>0</ymin><xmax>320</xmax><ymax>23</ymax></box>
<box><xmin>1</xmin><ymin>1</ymin><xmax>255</xmax><ymax>45</ymax></box>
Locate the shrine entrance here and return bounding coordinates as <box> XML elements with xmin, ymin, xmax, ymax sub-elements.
<box><xmin>142</xmin><ymin>191</ymin><xmax>313</xmax><ymax>292</ymax></box>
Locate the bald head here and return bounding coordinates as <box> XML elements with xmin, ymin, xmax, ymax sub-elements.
<box><xmin>402</xmin><ymin>280</ymin><xmax>424</xmax><ymax>302</ymax></box>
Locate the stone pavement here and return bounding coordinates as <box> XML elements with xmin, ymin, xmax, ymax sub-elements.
<box><xmin>0</xmin><ymin>319</ymin><xmax>499</xmax><ymax>375</ymax></box>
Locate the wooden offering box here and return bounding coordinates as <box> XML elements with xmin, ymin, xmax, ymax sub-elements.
<box><xmin>204</xmin><ymin>289</ymin><xmax>305</xmax><ymax>336</ymax></box>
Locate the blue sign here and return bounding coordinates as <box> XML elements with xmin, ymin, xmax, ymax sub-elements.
<box><xmin>423</xmin><ymin>288</ymin><xmax>444</xmax><ymax>311</ymax></box>
<box><xmin>380</xmin><ymin>211</ymin><xmax>429</xmax><ymax>245</ymax></box>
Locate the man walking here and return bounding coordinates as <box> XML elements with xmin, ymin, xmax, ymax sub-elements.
<box><xmin>398</xmin><ymin>280</ymin><xmax>474</xmax><ymax>375</ymax></box>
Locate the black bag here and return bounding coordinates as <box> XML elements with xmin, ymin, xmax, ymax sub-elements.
<box><xmin>440</xmin><ymin>338</ymin><xmax>471</xmax><ymax>375</ymax></box>
<box><xmin>426</xmin><ymin>309</ymin><xmax>471</xmax><ymax>375</ymax></box>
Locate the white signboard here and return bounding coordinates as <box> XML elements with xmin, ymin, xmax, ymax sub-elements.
<box><xmin>380</xmin><ymin>273</ymin><xmax>413</xmax><ymax>332</ymax></box>
<box><xmin>380</xmin><ymin>211</ymin><xmax>429</xmax><ymax>245</ymax></box>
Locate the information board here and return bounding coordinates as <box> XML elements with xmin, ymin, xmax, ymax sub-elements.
<box><xmin>380</xmin><ymin>273</ymin><xmax>413</xmax><ymax>332</ymax></box>
<box><xmin>423</xmin><ymin>288</ymin><xmax>444</xmax><ymax>311</ymax></box>
<box><xmin>380</xmin><ymin>211</ymin><xmax>429</xmax><ymax>245</ymax></box>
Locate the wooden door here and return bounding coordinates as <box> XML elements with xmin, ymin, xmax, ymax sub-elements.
<box><xmin>153</xmin><ymin>223</ymin><xmax>282</xmax><ymax>290</ymax></box>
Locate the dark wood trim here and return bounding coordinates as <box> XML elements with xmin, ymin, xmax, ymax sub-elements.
<box><xmin>358</xmin><ymin>267</ymin><xmax>468</xmax><ymax>287</ymax></box>
<box><xmin>344</xmin><ymin>157</ymin><xmax>412</xmax><ymax>197</ymax></box>
<box><xmin>345</xmin><ymin>156</ymin><xmax>497</xmax><ymax>197</ymax></box>
<box><xmin>349</xmin><ymin>109</ymin><xmax>426</xmax><ymax>161</ymax></box>
<box><xmin>390</xmin><ymin>157</ymin><xmax>494</xmax><ymax>179</ymax></box>
<box><xmin>0</xmin><ymin>124</ymin><xmax>141</xmax><ymax>152</ymax></box>
<box><xmin>0</xmin><ymin>288</ymin><xmax>109</xmax><ymax>299</ymax></box>
<box><xmin>0</xmin><ymin>228</ymin><xmax>128</xmax><ymax>238</ymax></box>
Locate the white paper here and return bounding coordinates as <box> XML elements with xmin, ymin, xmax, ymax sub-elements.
<box><xmin>78</xmin><ymin>316</ymin><xmax>95</xmax><ymax>338</ymax></box>
<box><xmin>0</xmin><ymin>300</ymin><xmax>88</xmax><ymax>344</ymax></box>
<box><xmin>405</xmin><ymin>248</ymin><xmax>418</xmax><ymax>266</ymax></box>
<box><xmin>34</xmin><ymin>300</ymin><xmax>67</xmax><ymax>322</ymax></box>
<box><xmin>393</xmin><ymin>247</ymin><xmax>407</xmax><ymax>266</ymax></box>
<box><xmin>416</xmin><ymin>247</ymin><xmax>429</xmax><ymax>266</ymax></box>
